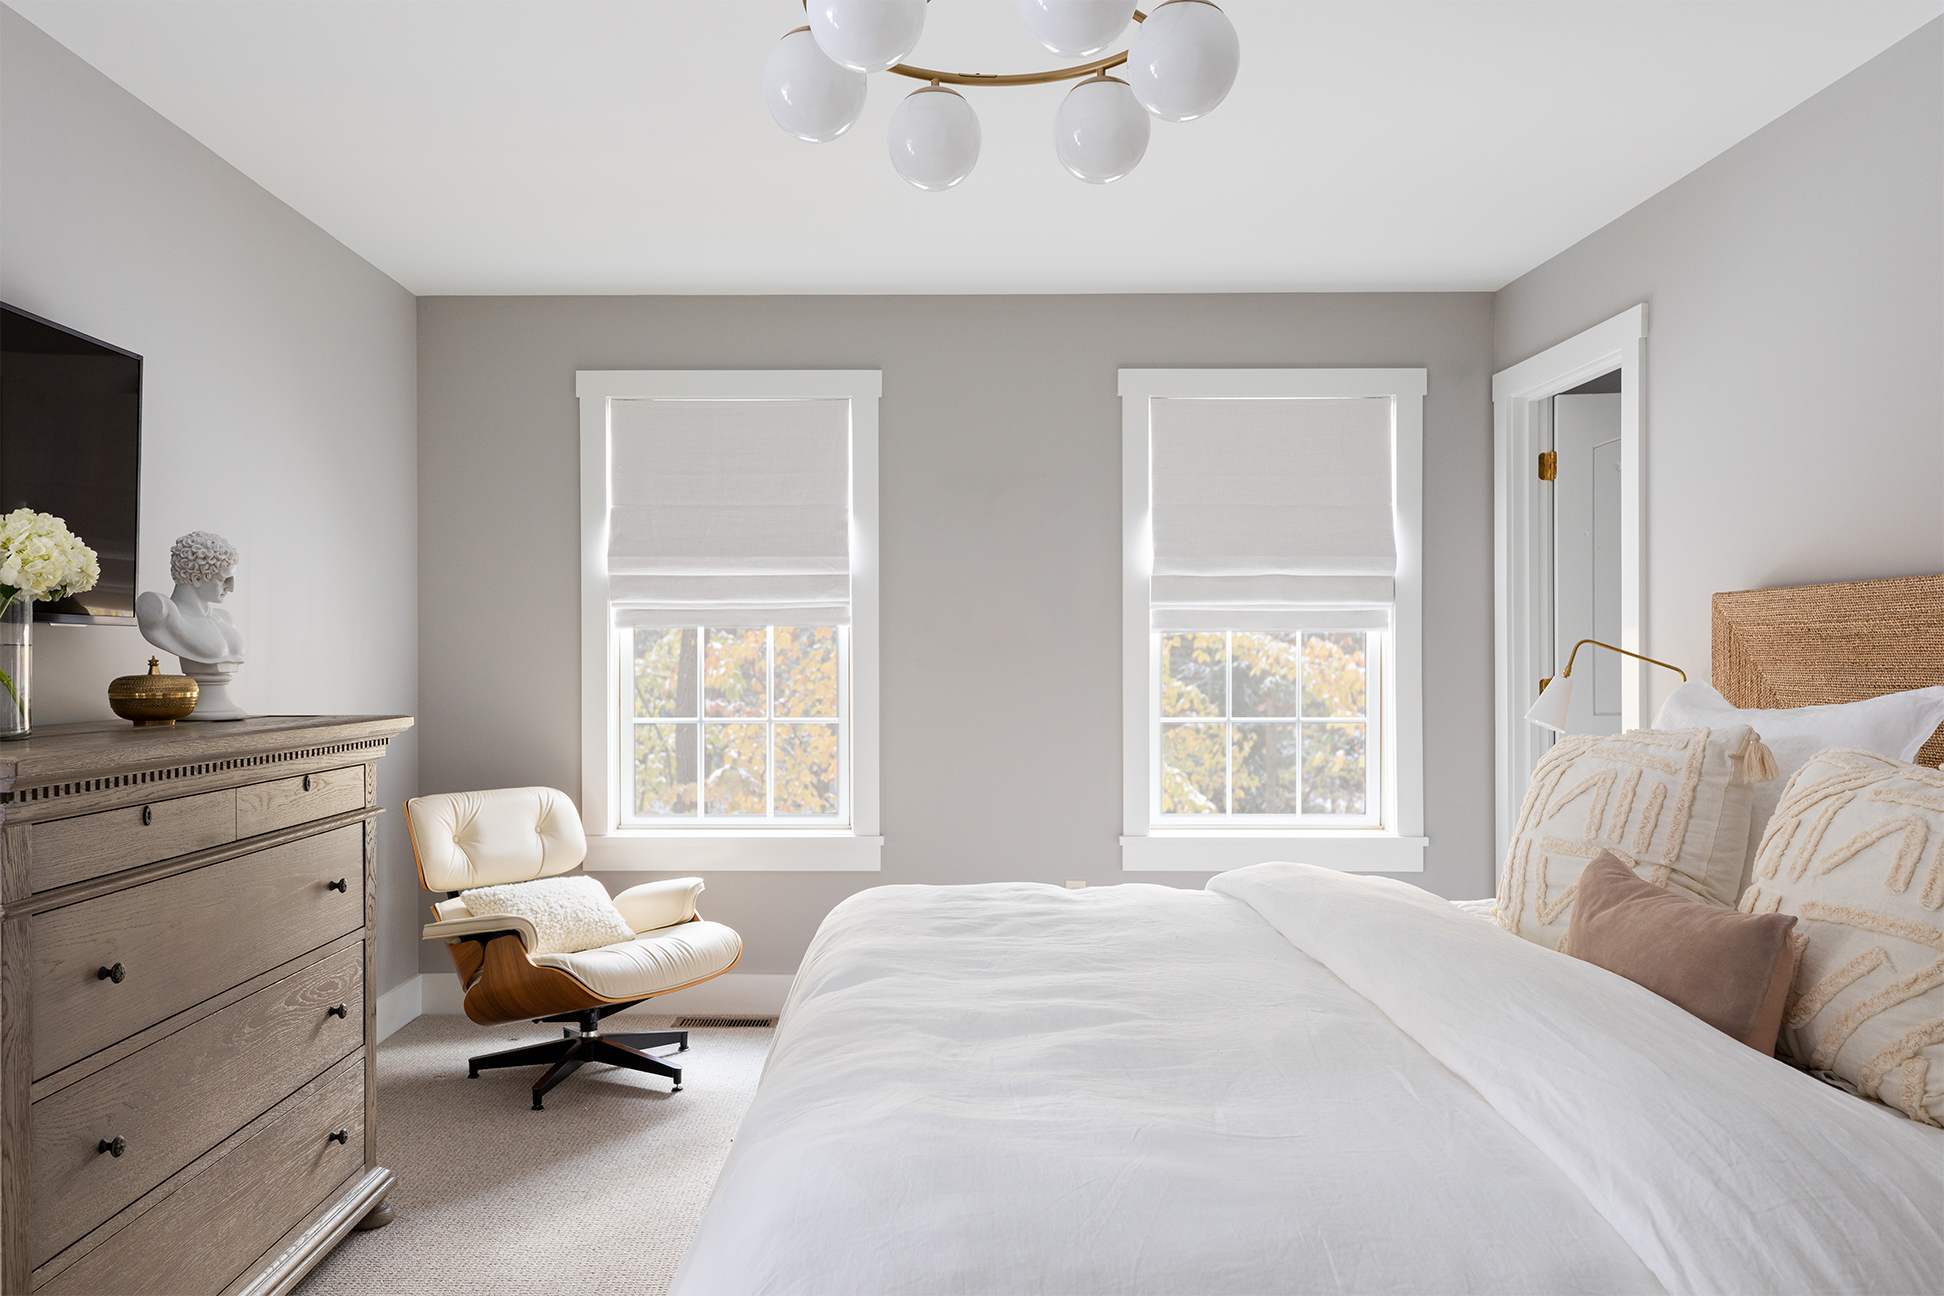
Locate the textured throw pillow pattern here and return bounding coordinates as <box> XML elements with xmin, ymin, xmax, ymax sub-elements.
<box><xmin>460</xmin><ymin>874</ymin><xmax>638</xmax><ymax>956</ymax></box>
<box><xmin>1496</xmin><ymin>726</ymin><xmax>1767</xmax><ymax>951</ymax></box>
<box><xmin>1568</xmin><ymin>851</ymin><xmax>1798</xmax><ymax>1054</ymax></box>
<box><xmin>1743</xmin><ymin>749</ymin><xmax>1944</xmax><ymax>1126</ymax></box>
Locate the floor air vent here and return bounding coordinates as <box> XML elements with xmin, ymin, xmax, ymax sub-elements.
<box><xmin>674</xmin><ymin>1016</ymin><xmax>777</xmax><ymax>1028</ymax></box>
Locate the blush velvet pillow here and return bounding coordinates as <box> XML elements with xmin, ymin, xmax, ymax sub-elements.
<box><xmin>1567</xmin><ymin>851</ymin><xmax>1799</xmax><ymax>1054</ymax></box>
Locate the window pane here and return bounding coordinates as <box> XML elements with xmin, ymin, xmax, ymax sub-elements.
<box><xmin>1233</xmin><ymin>722</ymin><xmax>1300</xmax><ymax>814</ymax></box>
<box><xmin>633</xmin><ymin>628</ymin><xmax>697</xmax><ymax>719</ymax></box>
<box><xmin>704</xmin><ymin>723</ymin><xmax>768</xmax><ymax>815</ymax></box>
<box><xmin>774</xmin><ymin>626</ymin><xmax>837</xmax><ymax>718</ymax></box>
<box><xmin>704</xmin><ymin>628</ymin><xmax>768</xmax><ymax>718</ymax></box>
<box><xmin>1161</xmin><ymin>632</ymin><xmax>1226</xmax><ymax>718</ymax></box>
<box><xmin>634</xmin><ymin>723</ymin><xmax>697</xmax><ymax>816</ymax></box>
<box><xmin>1161</xmin><ymin>722</ymin><xmax>1226</xmax><ymax>814</ymax></box>
<box><xmin>1302</xmin><ymin>722</ymin><xmax>1367</xmax><ymax>814</ymax></box>
<box><xmin>1232</xmin><ymin>632</ymin><xmax>1302</xmax><ymax>718</ymax></box>
<box><xmin>1302</xmin><ymin>632</ymin><xmax>1367</xmax><ymax>718</ymax></box>
<box><xmin>775</xmin><ymin>723</ymin><xmax>839</xmax><ymax>816</ymax></box>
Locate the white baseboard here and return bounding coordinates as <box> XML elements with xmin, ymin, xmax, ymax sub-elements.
<box><xmin>389</xmin><ymin>971</ymin><xmax>794</xmax><ymax>1032</ymax></box>
<box><xmin>375</xmin><ymin>975</ymin><xmax>423</xmax><ymax>1043</ymax></box>
<box><xmin>646</xmin><ymin>973</ymin><xmax>794</xmax><ymax>1016</ymax></box>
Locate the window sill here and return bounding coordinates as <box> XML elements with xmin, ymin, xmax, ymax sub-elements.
<box><xmin>1119</xmin><ymin>832</ymin><xmax>1427</xmax><ymax>874</ymax></box>
<box><xmin>584</xmin><ymin>832</ymin><xmax>883</xmax><ymax>872</ymax></box>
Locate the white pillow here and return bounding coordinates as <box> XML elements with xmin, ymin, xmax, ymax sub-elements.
<box><xmin>1655</xmin><ymin>682</ymin><xmax>1944</xmax><ymax>898</ymax></box>
<box><xmin>1496</xmin><ymin>725</ymin><xmax>1768</xmax><ymax>951</ymax></box>
<box><xmin>460</xmin><ymin>874</ymin><xmax>638</xmax><ymax>956</ymax></box>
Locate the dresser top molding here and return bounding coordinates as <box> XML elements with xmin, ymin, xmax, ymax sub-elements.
<box><xmin>0</xmin><ymin>716</ymin><xmax>415</xmax><ymax>815</ymax></box>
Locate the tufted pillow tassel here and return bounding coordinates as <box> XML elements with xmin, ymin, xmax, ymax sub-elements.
<box><xmin>1734</xmin><ymin>732</ymin><xmax>1779</xmax><ymax>784</ymax></box>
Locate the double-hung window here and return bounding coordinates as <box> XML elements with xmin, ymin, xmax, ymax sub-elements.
<box><xmin>1119</xmin><ymin>369</ymin><xmax>1427</xmax><ymax>873</ymax></box>
<box><xmin>577</xmin><ymin>371</ymin><xmax>881</xmax><ymax>871</ymax></box>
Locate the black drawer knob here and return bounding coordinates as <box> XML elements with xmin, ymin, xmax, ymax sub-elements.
<box><xmin>303</xmin><ymin>774</ymin><xmax>313</xmax><ymax>792</ymax></box>
<box><xmin>98</xmin><ymin>963</ymin><xmax>126</xmax><ymax>984</ymax></box>
<box><xmin>141</xmin><ymin>805</ymin><xmax>153</xmax><ymax>827</ymax></box>
<box><xmin>328</xmin><ymin>1129</ymin><xmax>349</xmax><ymax>1145</ymax></box>
<box><xmin>327</xmin><ymin>878</ymin><xmax>348</xmax><ymax>892</ymax></box>
<box><xmin>98</xmin><ymin>1136</ymin><xmax>127</xmax><ymax>1158</ymax></box>
<box><xmin>328</xmin><ymin>1003</ymin><xmax>349</xmax><ymax>1019</ymax></box>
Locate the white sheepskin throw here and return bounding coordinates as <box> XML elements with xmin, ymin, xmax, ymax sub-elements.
<box><xmin>460</xmin><ymin>874</ymin><xmax>637</xmax><ymax>956</ymax></box>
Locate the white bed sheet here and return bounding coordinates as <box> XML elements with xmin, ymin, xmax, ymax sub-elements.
<box><xmin>672</xmin><ymin>869</ymin><xmax>1944</xmax><ymax>1295</ymax></box>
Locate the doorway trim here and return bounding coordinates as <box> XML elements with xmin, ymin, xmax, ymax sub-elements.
<box><xmin>1491</xmin><ymin>304</ymin><xmax>1647</xmax><ymax>867</ymax></box>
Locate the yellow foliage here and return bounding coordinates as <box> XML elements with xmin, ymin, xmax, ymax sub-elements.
<box><xmin>631</xmin><ymin>625</ymin><xmax>840</xmax><ymax>819</ymax></box>
<box><xmin>1158</xmin><ymin>630</ymin><xmax>1370</xmax><ymax>819</ymax></box>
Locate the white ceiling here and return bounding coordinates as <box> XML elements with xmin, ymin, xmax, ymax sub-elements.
<box><xmin>13</xmin><ymin>1</ymin><xmax>1941</xmax><ymax>295</ymax></box>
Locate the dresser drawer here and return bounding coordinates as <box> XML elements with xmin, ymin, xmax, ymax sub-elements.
<box><xmin>236</xmin><ymin>765</ymin><xmax>365</xmax><ymax>839</ymax></box>
<box><xmin>37</xmin><ymin>1054</ymin><xmax>366</xmax><ymax>1296</ymax></box>
<box><xmin>29</xmin><ymin>944</ymin><xmax>364</xmax><ymax>1266</ymax></box>
<box><xmin>31</xmin><ymin>789</ymin><xmax>238</xmax><ymax>894</ymax></box>
<box><xmin>31</xmin><ymin>825</ymin><xmax>364</xmax><ymax>1079</ymax></box>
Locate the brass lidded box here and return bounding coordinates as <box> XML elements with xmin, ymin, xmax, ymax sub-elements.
<box><xmin>108</xmin><ymin>657</ymin><xmax>199</xmax><ymax>726</ymax></box>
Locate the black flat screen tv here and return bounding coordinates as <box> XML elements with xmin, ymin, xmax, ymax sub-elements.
<box><xmin>0</xmin><ymin>303</ymin><xmax>142</xmax><ymax>623</ymax></box>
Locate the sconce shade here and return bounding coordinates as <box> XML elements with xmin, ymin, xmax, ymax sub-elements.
<box><xmin>1525</xmin><ymin>675</ymin><xmax>1575</xmax><ymax>733</ymax></box>
<box><xmin>1015</xmin><ymin>0</ymin><xmax>1138</xmax><ymax>58</ymax></box>
<box><xmin>765</xmin><ymin>28</ymin><xmax>869</xmax><ymax>143</ymax></box>
<box><xmin>1126</xmin><ymin>0</ymin><xmax>1241</xmax><ymax>122</ymax></box>
<box><xmin>1053</xmin><ymin>76</ymin><xmax>1151</xmax><ymax>183</ymax></box>
<box><xmin>808</xmin><ymin>0</ymin><xmax>929</xmax><ymax>74</ymax></box>
<box><xmin>888</xmin><ymin>85</ymin><xmax>982</xmax><ymax>190</ymax></box>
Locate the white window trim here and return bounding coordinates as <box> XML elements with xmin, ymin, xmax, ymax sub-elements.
<box><xmin>1118</xmin><ymin>368</ymin><xmax>1428</xmax><ymax>874</ymax></box>
<box><xmin>576</xmin><ymin>369</ymin><xmax>882</xmax><ymax>871</ymax></box>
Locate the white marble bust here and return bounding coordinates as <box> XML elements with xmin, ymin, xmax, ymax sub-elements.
<box><xmin>137</xmin><ymin>531</ymin><xmax>246</xmax><ymax>720</ymax></box>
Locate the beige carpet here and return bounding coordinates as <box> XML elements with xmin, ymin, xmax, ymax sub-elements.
<box><xmin>293</xmin><ymin>1011</ymin><xmax>772</xmax><ymax>1296</ymax></box>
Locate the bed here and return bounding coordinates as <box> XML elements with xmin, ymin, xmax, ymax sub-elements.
<box><xmin>671</xmin><ymin>579</ymin><xmax>1944</xmax><ymax>1296</ymax></box>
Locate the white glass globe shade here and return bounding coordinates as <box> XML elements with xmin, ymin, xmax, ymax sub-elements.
<box><xmin>887</xmin><ymin>86</ymin><xmax>981</xmax><ymax>191</ymax></box>
<box><xmin>1125</xmin><ymin>0</ymin><xmax>1240</xmax><ymax>123</ymax></box>
<box><xmin>807</xmin><ymin>0</ymin><xmax>928</xmax><ymax>74</ymax></box>
<box><xmin>1053</xmin><ymin>76</ymin><xmax>1149</xmax><ymax>183</ymax></box>
<box><xmin>1015</xmin><ymin>0</ymin><xmax>1136</xmax><ymax>59</ymax></box>
<box><xmin>764</xmin><ymin>28</ymin><xmax>868</xmax><ymax>143</ymax></box>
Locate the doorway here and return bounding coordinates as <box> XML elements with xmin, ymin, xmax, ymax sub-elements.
<box><xmin>1551</xmin><ymin>372</ymin><xmax>1623</xmax><ymax>737</ymax></box>
<box><xmin>1491</xmin><ymin>305</ymin><xmax>1646</xmax><ymax>864</ymax></box>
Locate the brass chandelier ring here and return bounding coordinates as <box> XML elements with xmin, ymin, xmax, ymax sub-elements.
<box><xmin>871</xmin><ymin>6</ymin><xmax>1149</xmax><ymax>89</ymax></box>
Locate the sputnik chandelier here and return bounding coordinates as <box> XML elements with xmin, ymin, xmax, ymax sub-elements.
<box><xmin>763</xmin><ymin>0</ymin><xmax>1241</xmax><ymax>189</ymax></box>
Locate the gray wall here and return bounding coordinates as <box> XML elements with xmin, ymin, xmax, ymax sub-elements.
<box><xmin>1</xmin><ymin>6</ymin><xmax>423</xmax><ymax>997</ymax></box>
<box><xmin>1495</xmin><ymin>18</ymin><xmax>1944</xmax><ymax>716</ymax></box>
<box><xmin>417</xmin><ymin>293</ymin><xmax>1497</xmax><ymax>973</ymax></box>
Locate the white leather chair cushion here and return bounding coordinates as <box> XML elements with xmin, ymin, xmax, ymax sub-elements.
<box><xmin>408</xmin><ymin>787</ymin><xmax>587</xmax><ymax>891</ymax></box>
<box><xmin>531</xmin><ymin>919</ymin><xmax>742</xmax><ymax>1000</ymax></box>
<box><xmin>612</xmin><ymin>878</ymin><xmax>705</xmax><ymax>933</ymax></box>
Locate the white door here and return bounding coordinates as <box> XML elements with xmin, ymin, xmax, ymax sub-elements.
<box><xmin>1553</xmin><ymin>392</ymin><xmax>1623</xmax><ymax>735</ymax></box>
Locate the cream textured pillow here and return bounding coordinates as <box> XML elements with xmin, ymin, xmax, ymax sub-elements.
<box><xmin>460</xmin><ymin>874</ymin><xmax>638</xmax><ymax>956</ymax></box>
<box><xmin>1496</xmin><ymin>725</ymin><xmax>1769</xmax><ymax>951</ymax></box>
<box><xmin>1744</xmin><ymin>749</ymin><xmax>1944</xmax><ymax>1126</ymax></box>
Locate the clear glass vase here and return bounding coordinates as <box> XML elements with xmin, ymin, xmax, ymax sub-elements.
<box><xmin>0</xmin><ymin>594</ymin><xmax>30</xmax><ymax>740</ymax></box>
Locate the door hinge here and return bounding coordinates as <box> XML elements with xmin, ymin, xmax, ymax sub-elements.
<box><xmin>1537</xmin><ymin>450</ymin><xmax>1557</xmax><ymax>481</ymax></box>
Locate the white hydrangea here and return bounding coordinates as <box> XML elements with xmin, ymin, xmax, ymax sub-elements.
<box><xmin>0</xmin><ymin>509</ymin><xmax>99</xmax><ymax>602</ymax></box>
<box><xmin>169</xmin><ymin>531</ymin><xmax>240</xmax><ymax>586</ymax></box>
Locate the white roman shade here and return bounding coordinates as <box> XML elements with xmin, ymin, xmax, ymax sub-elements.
<box><xmin>1149</xmin><ymin>396</ymin><xmax>1396</xmax><ymax>632</ymax></box>
<box><xmin>608</xmin><ymin>397</ymin><xmax>851</xmax><ymax>628</ymax></box>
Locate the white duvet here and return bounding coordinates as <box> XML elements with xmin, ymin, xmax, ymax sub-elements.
<box><xmin>671</xmin><ymin>865</ymin><xmax>1944</xmax><ymax>1295</ymax></box>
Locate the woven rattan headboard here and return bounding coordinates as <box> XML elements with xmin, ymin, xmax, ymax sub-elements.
<box><xmin>1712</xmin><ymin>574</ymin><xmax>1944</xmax><ymax>768</ymax></box>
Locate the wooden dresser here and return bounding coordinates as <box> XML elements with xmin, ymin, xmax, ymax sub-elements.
<box><xmin>0</xmin><ymin>715</ymin><xmax>413</xmax><ymax>1296</ymax></box>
